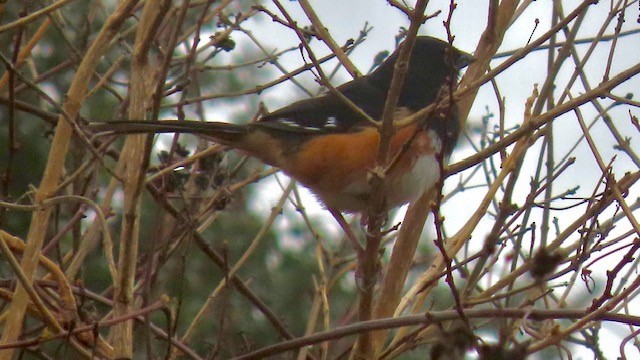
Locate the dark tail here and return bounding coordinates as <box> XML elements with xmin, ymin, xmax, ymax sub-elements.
<box><xmin>90</xmin><ymin>120</ymin><xmax>249</xmax><ymax>144</ymax></box>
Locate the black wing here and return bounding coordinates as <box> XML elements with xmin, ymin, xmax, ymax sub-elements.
<box><xmin>256</xmin><ymin>76</ymin><xmax>387</xmax><ymax>136</ymax></box>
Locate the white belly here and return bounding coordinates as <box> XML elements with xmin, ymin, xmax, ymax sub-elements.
<box><xmin>387</xmin><ymin>154</ymin><xmax>442</xmax><ymax>207</ymax></box>
<box><xmin>317</xmin><ymin>154</ymin><xmax>443</xmax><ymax>212</ymax></box>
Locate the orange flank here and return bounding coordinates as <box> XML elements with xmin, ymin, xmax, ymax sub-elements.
<box><xmin>288</xmin><ymin>124</ymin><xmax>430</xmax><ymax>192</ymax></box>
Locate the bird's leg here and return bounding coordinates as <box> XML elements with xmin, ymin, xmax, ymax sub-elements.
<box><xmin>328</xmin><ymin>207</ymin><xmax>364</xmax><ymax>259</ymax></box>
<box><xmin>360</xmin><ymin>211</ymin><xmax>391</xmax><ymax>236</ymax></box>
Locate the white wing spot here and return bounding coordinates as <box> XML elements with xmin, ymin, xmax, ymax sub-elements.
<box><xmin>276</xmin><ymin>117</ymin><xmax>333</xmax><ymax>132</ymax></box>
<box><xmin>277</xmin><ymin>118</ymin><xmax>302</xmax><ymax>128</ymax></box>
<box><xmin>326</xmin><ymin>116</ymin><xmax>338</xmax><ymax>128</ymax></box>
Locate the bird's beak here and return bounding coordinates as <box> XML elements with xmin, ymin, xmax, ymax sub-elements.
<box><xmin>456</xmin><ymin>51</ymin><xmax>476</xmax><ymax>69</ymax></box>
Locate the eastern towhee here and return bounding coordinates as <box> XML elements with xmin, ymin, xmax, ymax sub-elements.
<box><xmin>91</xmin><ymin>36</ymin><xmax>474</xmax><ymax>214</ymax></box>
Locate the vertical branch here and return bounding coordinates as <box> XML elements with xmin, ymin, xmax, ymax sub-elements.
<box><xmin>357</xmin><ymin>1</ymin><xmax>430</xmax><ymax>358</ymax></box>
<box><xmin>110</xmin><ymin>0</ymin><xmax>167</xmax><ymax>357</ymax></box>
<box><xmin>539</xmin><ymin>1</ymin><xmax>559</xmax><ymax>252</ymax></box>
<box><xmin>0</xmin><ymin>16</ymin><xmax>23</xmax><ymax>226</ymax></box>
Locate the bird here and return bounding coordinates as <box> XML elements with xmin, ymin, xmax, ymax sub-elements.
<box><xmin>91</xmin><ymin>36</ymin><xmax>474</xmax><ymax>214</ymax></box>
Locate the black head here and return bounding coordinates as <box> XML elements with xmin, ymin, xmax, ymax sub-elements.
<box><xmin>368</xmin><ymin>36</ymin><xmax>474</xmax><ymax>111</ymax></box>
